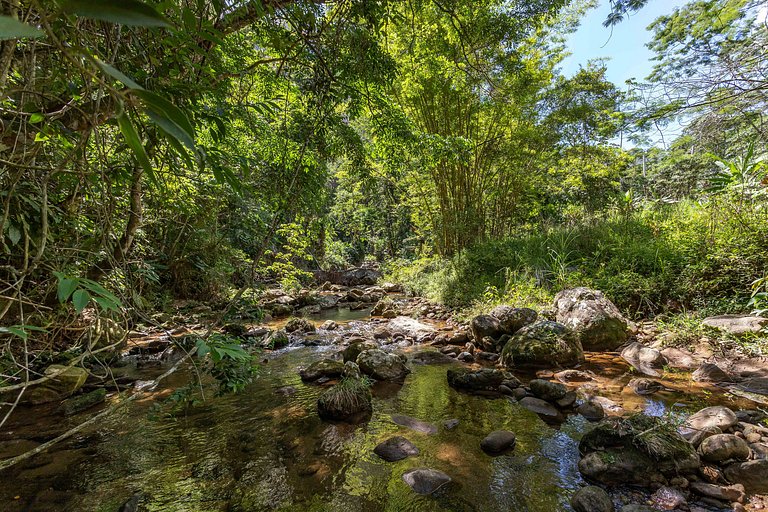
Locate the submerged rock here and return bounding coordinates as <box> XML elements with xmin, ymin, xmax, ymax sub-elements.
<box><xmin>374</xmin><ymin>436</ymin><xmax>419</xmax><ymax>462</ymax></box>
<box><xmin>519</xmin><ymin>397</ymin><xmax>562</xmax><ymax>419</ymax></box>
<box><xmin>577</xmin><ymin>400</ymin><xmax>605</xmax><ymax>422</ymax></box>
<box><xmin>402</xmin><ymin>468</ymin><xmax>451</xmax><ymax>495</ymax></box>
<box><xmin>59</xmin><ymin>388</ymin><xmax>106</xmax><ymax>416</ymax></box>
<box><xmin>628</xmin><ymin>378</ymin><xmax>666</xmax><ymax>396</ymax></box>
<box><xmin>391</xmin><ymin>414</ymin><xmax>438</xmax><ymax>435</ymax></box>
<box><xmin>480</xmin><ymin>430</ymin><xmax>516</xmax><ymax>455</ymax></box>
<box><xmin>570</xmin><ymin>485</ymin><xmax>615</xmax><ymax>512</ymax></box>
<box><xmin>500</xmin><ymin>321</ymin><xmax>584</xmax><ymax>368</ymax></box>
<box><xmin>554</xmin><ymin>287</ymin><xmax>628</xmax><ymax>351</ymax></box>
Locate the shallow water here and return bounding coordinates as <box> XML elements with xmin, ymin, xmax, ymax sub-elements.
<box><xmin>0</xmin><ymin>309</ymin><xmax>755</xmax><ymax>511</ymax></box>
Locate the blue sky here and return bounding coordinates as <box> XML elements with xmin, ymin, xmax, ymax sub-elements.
<box><xmin>560</xmin><ymin>0</ymin><xmax>690</xmax><ymax>86</ymax></box>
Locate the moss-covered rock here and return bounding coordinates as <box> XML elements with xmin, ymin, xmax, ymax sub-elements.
<box><xmin>299</xmin><ymin>359</ymin><xmax>345</xmax><ymax>382</ymax></box>
<box><xmin>500</xmin><ymin>321</ymin><xmax>584</xmax><ymax>368</ymax></box>
<box><xmin>317</xmin><ymin>378</ymin><xmax>372</xmax><ymax>422</ymax></box>
<box><xmin>22</xmin><ymin>365</ymin><xmax>89</xmax><ymax>405</ymax></box>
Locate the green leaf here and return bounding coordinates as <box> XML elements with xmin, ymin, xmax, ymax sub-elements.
<box><xmin>132</xmin><ymin>90</ymin><xmax>195</xmax><ymax>150</ymax></box>
<box><xmin>7</xmin><ymin>224</ymin><xmax>20</xmax><ymax>245</ymax></box>
<box><xmin>57</xmin><ymin>276</ymin><xmax>78</xmax><ymax>302</ymax></box>
<box><xmin>94</xmin><ymin>58</ymin><xmax>143</xmax><ymax>90</ymax></box>
<box><xmin>72</xmin><ymin>289</ymin><xmax>91</xmax><ymax>314</ymax></box>
<box><xmin>62</xmin><ymin>0</ymin><xmax>170</xmax><ymax>28</ymax></box>
<box><xmin>29</xmin><ymin>113</ymin><xmax>45</xmax><ymax>124</ymax></box>
<box><xmin>117</xmin><ymin>112</ymin><xmax>156</xmax><ymax>184</ymax></box>
<box><xmin>0</xmin><ymin>16</ymin><xmax>44</xmax><ymax>40</ymax></box>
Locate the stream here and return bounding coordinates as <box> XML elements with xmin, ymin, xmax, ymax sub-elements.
<box><xmin>0</xmin><ymin>306</ymin><xmax>753</xmax><ymax>512</ymax></box>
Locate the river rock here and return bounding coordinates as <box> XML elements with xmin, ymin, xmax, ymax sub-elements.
<box><xmin>529</xmin><ymin>379</ymin><xmax>567</xmax><ymax>402</ymax></box>
<box><xmin>579</xmin><ymin>415</ymin><xmax>700</xmax><ymax>485</ymax></box>
<box><xmin>500</xmin><ymin>321</ymin><xmax>584</xmax><ymax>368</ymax></box>
<box><xmin>23</xmin><ymin>365</ymin><xmax>89</xmax><ymax>404</ymax></box>
<box><xmin>702</xmin><ymin>314</ymin><xmax>768</xmax><ymax>336</ymax></box>
<box><xmin>628</xmin><ymin>378</ymin><xmax>665</xmax><ymax>396</ymax></box>
<box><xmin>470</xmin><ymin>315</ymin><xmax>503</xmax><ymax>343</ymax></box>
<box><xmin>577</xmin><ymin>400</ymin><xmax>605</xmax><ymax>421</ymax></box>
<box><xmin>620</xmin><ymin>343</ymin><xmax>667</xmax><ymax>377</ymax></box>
<box><xmin>356</xmin><ymin>349</ymin><xmax>410</xmax><ymax>381</ymax></box>
<box><xmin>490</xmin><ymin>306</ymin><xmax>538</xmax><ymax>334</ymax></box>
<box><xmin>300</xmin><ymin>359</ymin><xmax>345</xmax><ymax>382</ymax></box>
<box><xmin>570</xmin><ymin>485</ymin><xmax>615</xmax><ymax>512</ymax></box>
<box><xmin>751</xmin><ymin>443</ymin><xmax>768</xmax><ymax>459</ymax></box>
<box><xmin>374</xmin><ymin>436</ymin><xmax>419</xmax><ymax>461</ymax></box>
<box><xmin>692</xmin><ymin>363</ymin><xmax>732</xmax><ymax>383</ymax></box>
<box><xmin>262</xmin><ymin>329</ymin><xmax>289</xmax><ymax>349</ymax></box>
<box><xmin>480</xmin><ymin>430</ymin><xmax>516</xmax><ymax>455</ymax></box>
<box><xmin>698</xmin><ymin>434</ymin><xmax>750</xmax><ymax>462</ymax></box>
<box><xmin>519</xmin><ymin>397</ymin><xmax>562</xmax><ymax>418</ymax></box>
<box><xmin>320</xmin><ymin>320</ymin><xmax>339</xmax><ymax>330</ymax></box>
<box><xmin>724</xmin><ymin>459</ymin><xmax>768</xmax><ymax>494</ymax></box>
<box><xmin>316</xmin><ymin>379</ymin><xmax>372</xmax><ymax>422</ymax></box>
<box><xmin>689</xmin><ymin>481</ymin><xmax>745</xmax><ymax>503</ymax></box>
<box><xmin>342</xmin><ymin>340</ymin><xmax>378</xmax><ymax>363</ymax></box>
<box><xmin>554</xmin><ymin>287</ymin><xmax>628</xmax><ymax>351</ymax></box>
<box><xmin>554</xmin><ymin>369</ymin><xmax>595</xmax><ymax>383</ymax></box>
<box><xmin>60</xmin><ymin>388</ymin><xmax>107</xmax><ymax>416</ymax></box>
<box><xmin>411</xmin><ymin>350</ymin><xmax>455</xmax><ymax>365</ymax></box>
<box><xmin>402</xmin><ymin>468</ymin><xmax>451</xmax><ymax>495</ymax></box>
<box><xmin>684</xmin><ymin>406</ymin><xmax>739</xmax><ymax>435</ymax></box>
<box><xmin>446</xmin><ymin>368</ymin><xmax>518</xmax><ymax>392</ymax></box>
<box><xmin>621</xmin><ymin>506</ymin><xmax>662</xmax><ymax>512</ymax></box>
<box><xmin>284</xmin><ymin>317</ymin><xmax>315</xmax><ymax>333</ymax></box>
<box><xmin>651</xmin><ymin>486</ymin><xmax>686</xmax><ymax>510</ymax></box>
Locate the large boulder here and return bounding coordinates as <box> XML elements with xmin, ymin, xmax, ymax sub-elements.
<box><xmin>284</xmin><ymin>317</ymin><xmax>315</xmax><ymax>333</ymax></box>
<box><xmin>579</xmin><ymin>415</ymin><xmax>700</xmax><ymax>486</ymax></box>
<box><xmin>529</xmin><ymin>379</ymin><xmax>567</xmax><ymax>402</ymax></box>
<box><xmin>682</xmin><ymin>406</ymin><xmax>739</xmax><ymax>437</ymax></box>
<box><xmin>317</xmin><ymin>378</ymin><xmax>372</xmax><ymax>422</ymax></box>
<box><xmin>489</xmin><ymin>306</ymin><xmax>538</xmax><ymax>334</ymax></box>
<box><xmin>22</xmin><ymin>365</ymin><xmax>88</xmax><ymax>405</ymax></box>
<box><xmin>470</xmin><ymin>315</ymin><xmax>503</xmax><ymax>344</ymax></box>
<box><xmin>702</xmin><ymin>314</ymin><xmax>768</xmax><ymax>336</ymax></box>
<box><xmin>723</xmin><ymin>459</ymin><xmax>768</xmax><ymax>494</ymax></box>
<box><xmin>300</xmin><ymin>359</ymin><xmax>345</xmax><ymax>382</ymax></box>
<box><xmin>356</xmin><ymin>349</ymin><xmax>410</xmax><ymax>381</ymax></box>
<box><xmin>446</xmin><ymin>368</ymin><xmax>519</xmax><ymax>393</ymax></box>
<box><xmin>341</xmin><ymin>340</ymin><xmax>378</xmax><ymax>363</ymax></box>
<box><xmin>500</xmin><ymin>321</ymin><xmax>584</xmax><ymax>368</ymax></box>
<box><xmin>698</xmin><ymin>434</ymin><xmax>750</xmax><ymax>462</ymax></box>
<box><xmin>620</xmin><ymin>343</ymin><xmax>667</xmax><ymax>377</ymax></box>
<box><xmin>554</xmin><ymin>288</ymin><xmax>628</xmax><ymax>351</ymax></box>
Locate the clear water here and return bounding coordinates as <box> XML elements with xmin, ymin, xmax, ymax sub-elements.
<box><xmin>0</xmin><ymin>310</ymin><xmax>753</xmax><ymax>512</ymax></box>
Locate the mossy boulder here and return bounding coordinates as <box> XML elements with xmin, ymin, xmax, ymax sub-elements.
<box><xmin>284</xmin><ymin>317</ymin><xmax>315</xmax><ymax>333</ymax></box>
<box><xmin>22</xmin><ymin>365</ymin><xmax>89</xmax><ymax>405</ymax></box>
<box><xmin>356</xmin><ymin>349</ymin><xmax>410</xmax><ymax>381</ymax></box>
<box><xmin>300</xmin><ymin>359</ymin><xmax>344</xmax><ymax>382</ymax></box>
<box><xmin>342</xmin><ymin>340</ymin><xmax>378</xmax><ymax>363</ymax></box>
<box><xmin>317</xmin><ymin>378</ymin><xmax>372</xmax><ymax>422</ymax></box>
<box><xmin>500</xmin><ymin>321</ymin><xmax>584</xmax><ymax>368</ymax></box>
<box><xmin>554</xmin><ymin>288</ymin><xmax>628</xmax><ymax>351</ymax></box>
<box><xmin>578</xmin><ymin>415</ymin><xmax>699</xmax><ymax>486</ymax></box>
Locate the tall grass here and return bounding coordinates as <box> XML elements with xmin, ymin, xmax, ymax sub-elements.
<box><xmin>385</xmin><ymin>200</ymin><xmax>768</xmax><ymax>319</ymax></box>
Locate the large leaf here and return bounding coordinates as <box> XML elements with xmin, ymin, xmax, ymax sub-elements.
<box><xmin>133</xmin><ymin>90</ymin><xmax>196</xmax><ymax>152</ymax></box>
<box><xmin>117</xmin><ymin>112</ymin><xmax>157</xmax><ymax>185</ymax></box>
<box><xmin>94</xmin><ymin>58</ymin><xmax>143</xmax><ymax>90</ymax></box>
<box><xmin>0</xmin><ymin>16</ymin><xmax>44</xmax><ymax>40</ymax></box>
<box><xmin>72</xmin><ymin>289</ymin><xmax>91</xmax><ymax>314</ymax></box>
<box><xmin>62</xmin><ymin>0</ymin><xmax>170</xmax><ymax>27</ymax></box>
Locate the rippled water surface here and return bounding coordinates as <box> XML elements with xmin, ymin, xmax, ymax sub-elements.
<box><xmin>0</xmin><ymin>310</ymin><xmax>752</xmax><ymax>512</ymax></box>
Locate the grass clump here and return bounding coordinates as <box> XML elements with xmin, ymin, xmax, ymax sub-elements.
<box><xmin>317</xmin><ymin>377</ymin><xmax>373</xmax><ymax>422</ymax></box>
